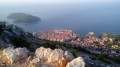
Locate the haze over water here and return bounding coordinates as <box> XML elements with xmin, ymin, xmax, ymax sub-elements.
<box><xmin>0</xmin><ymin>1</ymin><xmax>120</xmax><ymax>36</ymax></box>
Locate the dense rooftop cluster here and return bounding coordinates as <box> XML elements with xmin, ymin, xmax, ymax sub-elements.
<box><xmin>68</xmin><ymin>35</ymin><xmax>120</xmax><ymax>58</ymax></box>
<box><xmin>34</xmin><ymin>30</ymin><xmax>120</xmax><ymax>58</ymax></box>
<box><xmin>68</xmin><ymin>32</ymin><xmax>120</xmax><ymax>58</ymax></box>
<box><xmin>33</xmin><ymin>30</ymin><xmax>77</xmax><ymax>42</ymax></box>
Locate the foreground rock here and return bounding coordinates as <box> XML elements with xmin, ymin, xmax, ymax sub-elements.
<box><xmin>3</xmin><ymin>47</ymin><xmax>29</xmax><ymax>64</ymax></box>
<box><xmin>0</xmin><ymin>47</ymin><xmax>85</xmax><ymax>67</ymax></box>
<box><xmin>31</xmin><ymin>47</ymin><xmax>74</xmax><ymax>67</ymax></box>
<box><xmin>66</xmin><ymin>57</ymin><xmax>85</xmax><ymax>67</ymax></box>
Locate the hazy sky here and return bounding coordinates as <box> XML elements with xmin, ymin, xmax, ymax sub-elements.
<box><xmin>0</xmin><ymin>0</ymin><xmax>120</xmax><ymax>3</ymax></box>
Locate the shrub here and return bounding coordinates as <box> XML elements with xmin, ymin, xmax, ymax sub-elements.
<box><xmin>41</xmin><ymin>42</ymin><xmax>57</xmax><ymax>49</ymax></box>
<box><xmin>58</xmin><ymin>45</ymin><xmax>63</xmax><ymax>50</ymax></box>
<box><xmin>65</xmin><ymin>45</ymin><xmax>72</xmax><ymax>49</ymax></box>
<box><xmin>10</xmin><ymin>37</ymin><xmax>30</xmax><ymax>48</ymax></box>
<box><xmin>71</xmin><ymin>49</ymin><xmax>77</xmax><ymax>58</ymax></box>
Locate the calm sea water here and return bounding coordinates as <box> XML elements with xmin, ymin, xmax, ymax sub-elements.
<box><xmin>0</xmin><ymin>2</ymin><xmax>120</xmax><ymax>36</ymax></box>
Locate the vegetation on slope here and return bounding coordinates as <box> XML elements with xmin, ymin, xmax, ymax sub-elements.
<box><xmin>0</xmin><ymin>21</ymin><xmax>35</xmax><ymax>51</ymax></box>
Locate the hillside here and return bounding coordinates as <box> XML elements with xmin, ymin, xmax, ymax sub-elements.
<box><xmin>0</xmin><ymin>21</ymin><xmax>120</xmax><ymax>67</ymax></box>
<box><xmin>0</xmin><ymin>21</ymin><xmax>85</xmax><ymax>67</ymax></box>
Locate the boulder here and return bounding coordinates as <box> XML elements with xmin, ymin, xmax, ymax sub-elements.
<box><xmin>64</xmin><ymin>51</ymin><xmax>74</xmax><ymax>61</ymax></box>
<box><xmin>66</xmin><ymin>57</ymin><xmax>85</xmax><ymax>67</ymax></box>
<box><xmin>35</xmin><ymin>47</ymin><xmax>53</xmax><ymax>58</ymax></box>
<box><xmin>48</xmin><ymin>49</ymin><xmax>64</xmax><ymax>62</ymax></box>
<box><xmin>3</xmin><ymin>47</ymin><xmax>29</xmax><ymax>64</ymax></box>
<box><xmin>30</xmin><ymin>58</ymin><xmax>40</xmax><ymax>64</ymax></box>
<box><xmin>0</xmin><ymin>47</ymin><xmax>76</xmax><ymax>67</ymax></box>
<box><xmin>35</xmin><ymin>47</ymin><xmax>74</xmax><ymax>67</ymax></box>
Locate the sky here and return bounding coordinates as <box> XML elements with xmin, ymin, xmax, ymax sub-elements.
<box><xmin>0</xmin><ymin>0</ymin><xmax>120</xmax><ymax>3</ymax></box>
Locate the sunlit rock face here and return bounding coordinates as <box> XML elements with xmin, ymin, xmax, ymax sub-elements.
<box><xmin>0</xmin><ymin>47</ymin><xmax>85</xmax><ymax>67</ymax></box>
<box><xmin>35</xmin><ymin>47</ymin><xmax>53</xmax><ymax>58</ymax></box>
<box><xmin>48</xmin><ymin>49</ymin><xmax>64</xmax><ymax>62</ymax></box>
<box><xmin>66</xmin><ymin>57</ymin><xmax>85</xmax><ymax>67</ymax></box>
<box><xmin>34</xmin><ymin>47</ymin><xmax>74</xmax><ymax>67</ymax></box>
<box><xmin>3</xmin><ymin>47</ymin><xmax>29</xmax><ymax>64</ymax></box>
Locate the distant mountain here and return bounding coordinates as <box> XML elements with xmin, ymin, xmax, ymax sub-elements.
<box><xmin>7</xmin><ymin>13</ymin><xmax>41</xmax><ymax>24</ymax></box>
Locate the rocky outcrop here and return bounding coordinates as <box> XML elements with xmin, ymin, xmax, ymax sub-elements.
<box><xmin>47</xmin><ymin>49</ymin><xmax>64</xmax><ymax>62</ymax></box>
<box><xmin>34</xmin><ymin>47</ymin><xmax>74</xmax><ymax>67</ymax></box>
<box><xmin>66</xmin><ymin>57</ymin><xmax>85</xmax><ymax>67</ymax></box>
<box><xmin>35</xmin><ymin>47</ymin><xmax>53</xmax><ymax>58</ymax></box>
<box><xmin>0</xmin><ymin>47</ymin><xmax>86</xmax><ymax>67</ymax></box>
<box><xmin>2</xmin><ymin>47</ymin><xmax>29</xmax><ymax>64</ymax></box>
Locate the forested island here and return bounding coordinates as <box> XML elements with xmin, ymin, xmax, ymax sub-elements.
<box><xmin>7</xmin><ymin>13</ymin><xmax>41</xmax><ymax>24</ymax></box>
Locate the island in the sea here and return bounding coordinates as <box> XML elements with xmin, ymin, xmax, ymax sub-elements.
<box><xmin>7</xmin><ymin>13</ymin><xmax>41</xmax><ymax>24</ymax></box>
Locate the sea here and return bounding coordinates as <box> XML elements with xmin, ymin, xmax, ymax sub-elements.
<box><xmin>0</xmin><ymin>2</ymin><xmax>120</xmax><ymax>36</ymax></box>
